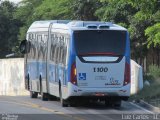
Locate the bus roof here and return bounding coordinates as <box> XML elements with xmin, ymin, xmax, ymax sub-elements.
<box><xmin>27</xmin><ymin>20</ymin><xmax>70</xmax><ymax>32</ymax></box>
<box><xmin>27</xmin><ymin>20</ymin><xmax>127</xmax><ymax>33</ymax></box>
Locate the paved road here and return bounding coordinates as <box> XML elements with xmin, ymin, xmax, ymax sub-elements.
<box><xmin>0</xmin><ymin>96</ymin><xmax>159</xmax><ymax>120</ymax></box>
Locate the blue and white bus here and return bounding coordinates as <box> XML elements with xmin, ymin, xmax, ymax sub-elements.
<box><xmin>20</xmin><ymin>20</ymin><xmax>131</xmax><ymax>107</ymax></box>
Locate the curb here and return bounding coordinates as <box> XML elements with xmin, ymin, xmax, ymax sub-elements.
<box><xmin>135</xmin><ymin>100</ymin><xmax>160</xmax><ymax>113</ymax></box>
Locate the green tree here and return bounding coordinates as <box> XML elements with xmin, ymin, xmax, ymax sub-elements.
<box><xmin>96</xmin><ymin>0</ymin><xmax>137</xmax><ymax>27</ymax></box>
<box><xmin>33</xmin><ymin>0</ymin><xmax>72</xmax><ymax>20</ymax></box>
<box><xmin>0</xmin><ymin>1</ymin><xmax>21</xmax><ymax>58</ymax></box>
<box><xmin>70</xmin><ymin>0</ymin><xmax>102</xmax><ymax>20</ymax></box>
<box><xmin>145</xmin><ymin>23</ymin><xmax>160</xmax><ymax>47</ymax></box>
<box><xmin>14</xmin><ymin>0</ymin><xmax>43</xmax><ymax>40</ymax></box>
<box><xmin>128</xmin><ymin>0</ymin><xmax>159</xmax><ymax>64</ymax></box>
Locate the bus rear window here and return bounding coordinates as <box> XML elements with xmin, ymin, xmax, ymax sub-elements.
<box><xmin>74</xmin><ymin>30</ymin><xmax>126</xmax><ymax>55</ymax></box>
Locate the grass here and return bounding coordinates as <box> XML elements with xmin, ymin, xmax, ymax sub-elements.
<box><xmin>129</xmin><ymin>65</ymin><xmax>160</xmax><ymax>107</ymax></box>
<box><xmin>129</xmin><ymin>79</ymin><xmax>160</xmax><ymax>105</ymax></box>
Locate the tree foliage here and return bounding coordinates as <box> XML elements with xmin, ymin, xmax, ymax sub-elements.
<box><xmin>0</xmin><ymin>1</ymin><xmax>21</xmax><ymax>58</ymax></box>
<box><xmin>70</xmin><ymin>0</ymin><xmax>102</xmax><ymax>20</ymax></box>
<box><xmin>33</xmin><ymin>0</ymin><xmax>72</xmax><ymax>20</ymax></box>
<box><xmin>14</xmin><ymin>0</ymin><xmax>43</xmax><ymax>40</ymax></box>
<box><xmin>145</xmin><ymin>23</ymin><xmax>160</xmax><ymax>47</ymax></box>
<box><xmin>96</xmin><ymin>0</ymin><xmax>137</xmax><ymax>26</ymax></box>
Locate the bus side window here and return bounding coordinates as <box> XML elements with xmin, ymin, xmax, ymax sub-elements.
<box><xmin>30</xmin><ymin>33</ymin><xmax>36</xmax><ymax>59</ymax></box>
<box><xmin>60</xmin><ymin>35</ymin><xmax>64</xmax><ymax>65</ymax></box>
<box><xmin>54</xmin><ymin>34</ymin><xmax>58</xmax><ymax>63</ymax></box>
<box><xmin>50</xmin><ymin>34</ymin><xmax>54</xmax><ymax>61</ymax></box>
<box><xmin>63</xmin><ymin>47</ymin><xmax>67</xmax><ymax>66</ymax></box>
<box><xmin>43</xmin><ymin>34</ymin><xmax>48</xmax><ymax>60</ymax></box>
<box><xmin>62</xmin><ymin>36</ymin><xmax>67</xmax><ymax>66</ymax></box>
<box><xmin>27</xmin><ymin>33</ymin><xmax>31</xmax><ymax>59</ymax></box>
<box><xmin>56</xmin><ymin>35</ymin><xmax>60</xmax><ymax>64</ymax></box>
<box><xmin>50</xmin><ymin>44</ymin><xmax>53</xmax><ymax>61</ymax></box>
<box><xmin>63</xmin><ymin>36</ymin><xmax>69</xmax><ymax>66</ymax></box>
<box><xmin>37</xmin><ymin>34</ymin><xmax>42</xmax><ymax>60</ymax></box>
<box><xmin>51</xmin><ymin>33</ymin><xmax>57</xmax><ymax>62</ymax></box>
<box><xmin>32</xmin><ymin>33</ymin><xmax>37</xmax><ymax>60</ymax></box>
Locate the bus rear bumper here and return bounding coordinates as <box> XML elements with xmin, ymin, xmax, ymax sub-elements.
<box><xmin>67</xmin><ymin>96</ymin><xmax>129</xmax><ymax>101</ymax></box>
<box><xmin>67</xmin><ymin>83</ymin><xmax>130</xmax><ymax>100</ymax></box>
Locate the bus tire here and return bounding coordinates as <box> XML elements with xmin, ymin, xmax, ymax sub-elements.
<box><xmin>114</xmin><ymin>99</ymin><xmax>121</xmax><ymax>108</ymax></box>
<box><xmin>48</xmin><ymin>95</ymin><xmax>57</xmax><ymax>101</ymax></box>
<box><xmin>26</xmin><ymin>74</ymin><xmax>30</xmax><ymax>90</ymax></box>
<box><xmin>69</xmin><ymin>98</ymin><xmax>78</xmax><ymax>107</ymax></box>
<box><xmin>40</xmin><ymin>77</ymin><xmax>48</xmax><ymax>101</ymax></box>
<box><xmin>70</xmin><ymin>101</ymin><xmax>78</xmax><ymax>107</ymax></box>
<box><xmin>105</xmin><ymin>99</ymin><xmax>112</xmax><ymax>107</ymax></box>
<box><xmin>59</xmin><ymin>83</ymin><xmax>68</xmax><ymax>107</ymax></box>
<box><xmin>30</xmin><ymin>91</ymin><xmax>38</xmax><ymax>98</ymax></box>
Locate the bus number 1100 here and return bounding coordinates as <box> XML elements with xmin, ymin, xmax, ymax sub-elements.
<box><xmin>93</xmin><ymin>67</ymin><xmax>108</xmax><ymax>72</ymax></box>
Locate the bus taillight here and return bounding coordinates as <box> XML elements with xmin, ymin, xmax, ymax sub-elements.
<box><xmin>71</xmin><ymin>62</ymin><xmax>77</xmax><ymax>85</ymax></box>
<box><xmin>123</xmin><ymin>62</ymin><xmax>130</xmax><ymax>86</ymax></box>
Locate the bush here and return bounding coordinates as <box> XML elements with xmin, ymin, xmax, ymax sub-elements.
<box><xmin>149</xmin><ymin>65</ymin><xmax>160</xmax><ymax>79</ymax></box>
<box><xmin>130</xmin><ymin>65</ymin><xmax>160</xmax><ymax>103</ymax></box>
<box><xmin>130</xmin><ymin>82</ymin><xmax>160</xmax><ymax>102</ymax></box>
<box><xmin>143</xmin><ymin>74</ymin><xmax>154</xmax><ymax>83</ymax></box>
<box><xmin>148</xmin><ymin>64</ymin><xmax>160</xmax><ymax>81</ymax></box>
<box><xmin>143</xmin><ymin>64</ymin><xmax>160</xmax><ymax>84</ymax></box>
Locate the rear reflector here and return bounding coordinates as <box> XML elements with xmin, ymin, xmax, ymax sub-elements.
<box><xmin>123</xmin><ymin>62</ymin><xmax>130</xmax><ymax>86</ymax></box>
<box><xmin>71</xmin><ymin>62</ymin><xmax>77</xmax><ymax>85</ymax></box>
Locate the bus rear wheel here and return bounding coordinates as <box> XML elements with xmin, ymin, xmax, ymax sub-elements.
<box><xmin>30</xmin><ymin>91</ymin><xmax>38</xmax><ymax>98</ymax></box>
<box><xmin>59</xmin><ymin>87</ymin><xmax>68</xmax><ymax>107</ymax></box>
<box><xmin>40</xmin><ymin>78</ymin><xmax>48</xmax><ymax>101</ymax></box>
<box><xmin>114</xmin><ymin>99</ymin><xmax>121</xmax><ymax>108</ymax></box>
<box><xmin>40</xmin><ymin>91</ymin><xmax>48</xmax><ymax>101</ymax></box>
<box><xmin>105</xmin><ymin>98</ymin><xmax>121</xmax><ymax>108</ymax></box>
<box><xmin>105</xmin><ymin>99</ymin><xmax>112</xmax><ymax>107</ymax></box>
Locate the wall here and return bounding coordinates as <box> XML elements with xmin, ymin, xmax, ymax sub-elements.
<box><xmin>0</xmin><ymin>58</ymin><xmax>29</xmax><ymax>96</ymax></box>
<box><xmin>0</xmin><ymin>58</ymin><xmax>143</xmax><ymax>96</ymax></box>
<box><xmin>131</xmin><ymin>60</ymin><xmax>143</xmax><ymax>95</ymax></box>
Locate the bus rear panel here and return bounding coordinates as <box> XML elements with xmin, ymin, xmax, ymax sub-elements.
<box><xmin>68</xmin><ymin>30</ymin><xmax>130</xmax><ymax>102</ymax></box>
